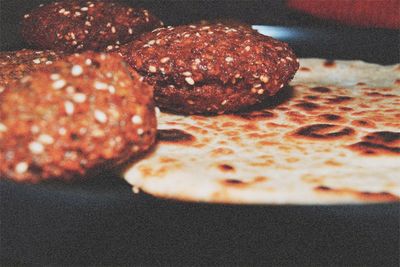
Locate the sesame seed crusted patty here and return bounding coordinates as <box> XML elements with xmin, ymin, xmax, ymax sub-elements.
<box><xmin>0</xmin><ymin>52</ymin><xmax>157</xmax><ymax>182</ymax></box>
<box><xmin>0</xmin><ymin>49</ymin><xmax>62</xmax><ymax>91</ymax></box>
<box><xmin>21</xmin><ymin>0</ymin><xmax>163</xmax><ymax>53</ymax></box>
<box><xmin>121</xmin><ymin>23</ymin><xmax>299</xmax><ymax>114</ymax></box>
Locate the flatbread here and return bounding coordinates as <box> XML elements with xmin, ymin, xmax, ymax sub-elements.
<box><xmin>124</xmin><ymin>58</ymin><xmax>400</xmax><ymax>204</ymax></box>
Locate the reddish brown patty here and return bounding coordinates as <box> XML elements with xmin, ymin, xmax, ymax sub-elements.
<box><xmin>0</xmin><ymin>52</ymin><xmax>157</xmax><ymax>182</ymax></box>
<box><xmin>21</xmin><ymin>0</ymin><xmax>162</xmax><ymax>52</ymax></box>
<box><xmin>121</xmin><ymin>23</ymin><xmax>299</xmax><ymax>114</ymax></box>
<box><xmin>0</xmin><ymin>49</ymin><xmax>62</xmax><ymax>90</ymax></box>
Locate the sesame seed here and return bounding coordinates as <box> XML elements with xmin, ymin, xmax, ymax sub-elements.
<box><xmin>137</xmin><ymin>128</ymin><xmax>144</xmax><ymax>135</ymax></box>
<box><xmin>85</xmin><ymin>21</ymin><xmax>92</xmax><ymax>26</ymax></box>
<box><xmin>32</xmin><ymin>58</ymin><xmax>41</xmax><ymax>64</ymax></box>
<box><xmin>81</xmin><ymin>7</ymin><xmax>88</xmax><ymax>11</ymax></box>
<box><xmin>59</xmin><ymin>127</ymin><xmax>67</xmax><ymax>135</ymax></box>
<box><xmin>72</xmin><ymin>93</ymin><xmax>86</xmax><ymax>103</ymax></box>
<box><xmin>108</xmin><ymin>85</ymin><xmax>116</xmax><ymax>94</ymax></box>
<box><xmin>257</xmin><ymin>89</ymin><xmax>264</xmax><ymax>94</ymax></box>
<box><xmin>245</xmin><ymin>46</ymin><xmax>251</xmax><ymax>51</ymax></box>
<box><xmin>20</xmin><ymin>76</ymin><xmax>31</xmax><ymax>84</ymax></box>
<box><xmin>128</xmin><ymin>28</ymin><xmax>133</xmax><ymax>34</ymax></box>
<box><xmin>66</xmin><ymin>86</ymin><xmax>75</xmax><ymax>94</ymax></box>
<box><xmin>24</xmin><ymin>14</ymin><xmax>30</xmax><ymax>18</ymax></box>
<box><xmin>50</xmin><ymin>74</ymin><xmax>61</xmax><ymax>80</ymax></box>
<box><xmin>52</xmin><ymin>79</ymin><xmax>66</xmax><ymax>90</ymax></box>
<box><xmin>94</xmin><ymin>81</ymin><xmax>108</xmax><ymax>90</ymax></box>
<box><xmin>160</xmin><ymin>57</ymin><xmax>170</xmax><ymax>63</ymax></box>
<box><xmin>221</xmin><ymin>100</ymin><xmax>228</xmax><ymax>105</ymax></box>
<box><xmin>148</xmin><ymin>65</ymin><xmax>157</xmax><ymax>73</ymax></box>
<box><xmin>253</xmin><ymin>83</ymin><xmax>262</xmax><ymax>88</ymax></box>
<box><xmin>225</xmin><ymin>57</ymin><xmax>234</xmax><ymax>62</ymax></box>
<box><xmin>31</xmin><ymin>125</ymin><xmax>39</xmax><ymax>133</ymax></box>
<box><xmin>75</xmin><ymin>11</ymin><xmax>81</xmax><ymax>16</ymax></box>
<box><xmin>15</xmin><ymin>162</ymin><xmax>28</xmax><ymax>174</ymax></box>
<box><xmin>85</xmin><ymin>59</ymin><xmax>92</xmax><ymax>65</ymax></box>
<box><xmin>111</xmin><ymin>26</ymin><xmax>116</xmax><ymax>33</ymax></box>
<box><xmin>71</xmin><ymin>65</ymin><xmax>83</xmax><ymax>76</ymax></box>
<box><xmin>131</xmin><ymin>115</ymin><xmax>143</xmax><ymax>125</ymax></box>
<box><xmin>0</xmin><ymin>123</ymin><xmax>7</xmax><ymax>132</ymax></box>
<box><xmin>58</xmin><ymin>8</ymin><xmax>66</xmax><ymax>13</ymax></box>
<box><xmin>260</xmin><ymin>75</ymin><xmax>269</xmax><ymax>83</ymax></box>
<box><xmin>38</xmin><ymin>134</ymin><xmax>54</xmax><ymax>144</ymax></box>
<box><xmin>194</xmin><ymin>58</ymin><xmax>201</xmax><ymax>64</ymax></box>
<box><xmin>185</xmin><ymin>77</ymin><xmax>195</xmax><ymax>85</ymax></box>
<box><xmin>133</xmin><ymin>186</ymin><xmax>140</xmax><ymax>194</ymax></box>
<box><xmin>187</xmin><ymin>100</ymin><xmax>194</xmax><ymax>105</ymax></box>
<box><xmin>29</xmin><ymin>141</ymin><xmax>44</xmax><ymax>154</ymax></box>
<box><xmin>182</xmin><ymin>71</ymin><xmax>192</xmax><ymax>76</ymax></box>
<box><xmin>64</xmin><ymin>101</ymin><xmax>74</xmax><ymax>115</ymax></box>
<box><xmin>94</xmin><ymin>110</ymin><xmax>107</xmax><ymax>123</ymax></box>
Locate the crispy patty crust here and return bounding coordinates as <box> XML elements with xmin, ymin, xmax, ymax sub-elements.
<box><xmin>0</xmin><ymin>52</ymin><xmax>157</xmax><ymax>182</ymax></box>
<box><xmin>121</xmin><ymin>23</ymin><xmax>299</xmax><ymax>114</ymax></box>
<box><xmin>0</xmin><ymin>49</ymin><xmax>62</xmax><ymax>90</ymax></box>
<box><xmin>21</xmin><ymin>0</ymin><xmax>162</xmax><ymax>52</ymax></box>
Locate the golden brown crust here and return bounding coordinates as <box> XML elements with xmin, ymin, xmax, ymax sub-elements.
<box><xmin>0</xmin><ymin>52</ymin><xmax>157</xmax><ymax>182</ymax></box>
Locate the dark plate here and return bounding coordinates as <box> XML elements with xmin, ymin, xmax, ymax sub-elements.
<box><xmin>1</xmin><ymin>25</ymin><xmax>399</xmax><ymax>266</ymax></box>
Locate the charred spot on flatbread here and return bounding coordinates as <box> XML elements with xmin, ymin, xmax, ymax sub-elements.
<box><xmin>348</xmin><ymin>131</ymin><xmax>400</xmax><ymax>156</ymax></box>
<box><xmin>157</xmin><ymin>129</ymin><xmax>195</xmax><ymax>144</ymax></box>
<box><xmin>291</xmin><ymin>124</ymin><xmax>355</xmax><ymax>140</ymax></box>
<box><xmin>314</xmin><ymin>186</ymin><xmax>399</xmax><ymax>202</ymax></box>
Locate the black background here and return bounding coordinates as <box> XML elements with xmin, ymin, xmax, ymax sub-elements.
<box><xmin>1</xmin><ymin>1</ymin><xmax>399</xmax><ymax>266</ymax></box>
